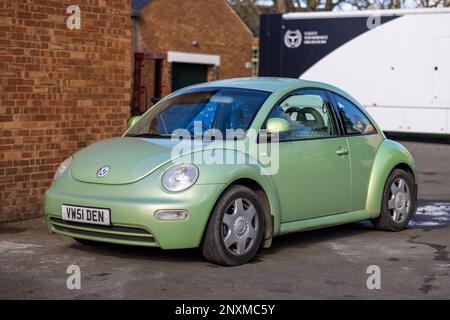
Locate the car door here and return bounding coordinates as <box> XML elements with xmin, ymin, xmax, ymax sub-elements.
<box><xmin>261</xmin><ymin>89</ymin><xmax>351</xmax><ymax>223</ymax></box>
<box><xmin>329</xmin><ymin>92</ymin><xmax>384</xmax><ymax>212</ymax></box>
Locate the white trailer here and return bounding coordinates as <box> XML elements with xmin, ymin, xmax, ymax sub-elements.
<box><xmin>259</xmin><ymin>8</ymin><xmax>450</xmax><ymax>135</ymax></box>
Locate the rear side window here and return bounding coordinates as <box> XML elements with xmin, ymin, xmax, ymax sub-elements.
<box><xmin>333</xmin><ymin>94</ymin><xmax>377</xmax><ymax>135</ymax></box>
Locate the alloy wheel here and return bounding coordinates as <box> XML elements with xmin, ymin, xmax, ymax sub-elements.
<box><xmin>387</xmin><ymin>178</ymin><xmax>411</xmax><ymax>223</ymax></box>
<box><xmin>221</xmin><ymin>198</ymin><xmax>259</xmax><ymax>256</ymax></box>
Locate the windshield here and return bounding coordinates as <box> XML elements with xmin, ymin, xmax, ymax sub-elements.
<box><xmin>125</xmin><ymin>88</ymin><xmax>270</xmax><ymax>140</ymax></box>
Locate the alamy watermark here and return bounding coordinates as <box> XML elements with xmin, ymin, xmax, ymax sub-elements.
<box><xmin>169</xmin><ymin>122</ymin><xmax>280</xmax><ymax>175</ymax></box>
<box><xmin>66</xmin><ymin>5</ymin><xmax>81</xmax><ymax>30</ymax></box>
<box><xmin>366</xmin><ymin>265</ymin><xmax>381</xmax><ymax>290</ymax></box>
<box><xmin>66</xmin><ymin>264</ymin><xmax>81</xmax><ymax>290</ymax></box>
<box><xmin>366</xmin><ymin>5</ymin><xmax>382</xmax><ymax>30</ymax></box>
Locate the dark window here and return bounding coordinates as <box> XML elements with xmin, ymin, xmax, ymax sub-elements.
<box><xmin>265</xmin><ymin>89</ymin><xmax>337</xmax><ymax>141</ymax></box>
<box><xmin>333</xmin><ymin>94</ymin><xmax>376</xmax><ymax>135</ymax></box>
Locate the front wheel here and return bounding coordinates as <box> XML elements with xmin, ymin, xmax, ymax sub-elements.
<box><xmin>371</xmin><ymin>168</ymin><xmax>417</xmax><ymax>231</ymax></box>
<box><xmin>201</xmin><ymin>185</ymin><xmax>265</xmax><ymax>266</ymax></box>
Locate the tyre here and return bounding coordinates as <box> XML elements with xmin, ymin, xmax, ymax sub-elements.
<box><xmin>371</xmin><ymin>168</ymin><xmax>417</xmax><ymax>231</ymax></box>
<box><xmin>201</xmin><ymin>185</ymin><xmax>265</xmax><ymax>266</ymax></box>
<box><xmin>73</xmin><ymin>237</ymin><xmax>101</xmax><ymax>246</ymax></box>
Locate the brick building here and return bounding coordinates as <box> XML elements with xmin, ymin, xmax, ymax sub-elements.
<box><xmin>0</xmin><ymin>0</ymin><xmax>255</xmax><ymax>223</ymax></box>
<box><xmin>131</xmin><ymin>0</ymin><xmax>255</xmax><ymax>111</ymax></box>
<box><xmin>0</xmin><ymin>1</ymin><xmax>132</xmax><ymax>222</ymax></box>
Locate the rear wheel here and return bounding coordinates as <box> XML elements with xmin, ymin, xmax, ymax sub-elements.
<box><xmin>371</xmin><ymin>168</ymin><xmax>416</xmax><ymax>231</ymax></box>
<box><xmin>201</xmin><ymin>185</ymin><xmax>265</xmax><ymax>266</ymax></box>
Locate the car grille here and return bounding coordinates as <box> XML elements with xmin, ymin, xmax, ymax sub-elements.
<box><xmin>50</xmin><ymin>217</ymin><xmax>155</xmax><ymax>244</ymax></box>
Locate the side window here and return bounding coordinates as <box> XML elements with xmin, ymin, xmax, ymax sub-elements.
<box><xmin>265</xmin><ymin>90</ymin><xmax>337</xmax><ymax>141</ymax></box>
<box><xmin>333</xmin><ymin>94</ymin><xmax>377</xmax><ymax>135</ymax></box>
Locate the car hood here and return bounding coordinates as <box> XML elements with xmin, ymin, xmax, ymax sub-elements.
<box><xmin>70</xmin><ymin>137</ymin><xmax>202</xmax><ymax>185</ymax></box>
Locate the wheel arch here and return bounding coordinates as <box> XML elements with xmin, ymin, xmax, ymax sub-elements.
<box><xmin>392</xmin><ymin>162</ymin><xmax>416</xmax><ymax>183</ymax></box>
<box><xmin>193</xmin><ymin>148</ymin><xmax>284</xmax><ymax>244</ymax></box>
<box><xmin>366</xmin><ymin>139</ymin><xmax>417</xmax><ymax>219</ymax></box>
<box><xmin>227</xmin><ymin>178</ymin><xmax>278</xmax><ymax>248</ymax></box>
<box><xmin>201</xmin><ymin>173</ymin><xmax>282</xmax><ymax>249</ymax></box>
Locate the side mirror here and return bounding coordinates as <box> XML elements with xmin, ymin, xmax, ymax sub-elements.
<box><xmin>266</xmin><ymin>117</ymin><xmax>290</xmax><ymax>134</ymax></box>
<box><xmin>127</xmin><ymin>116</ymin><xmax>141</xmax><ymax>129</ymax></box>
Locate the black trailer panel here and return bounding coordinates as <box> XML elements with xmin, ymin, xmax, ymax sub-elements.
<box><xmin>259</xmin><ymin>14</ymin><xmax>397</xmax><ymax>78</ymax></box>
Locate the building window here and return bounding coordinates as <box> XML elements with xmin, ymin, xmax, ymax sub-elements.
<box><xmin>251</xmin><ymin>46</ymin><xmax>259</xmax><ymax>77</ymax></box>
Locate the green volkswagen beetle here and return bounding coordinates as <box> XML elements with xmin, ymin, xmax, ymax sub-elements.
<box><xmin>45</xmin><ymin>78</ymin><xmax>417</xmax><ymax>266</ymax></box>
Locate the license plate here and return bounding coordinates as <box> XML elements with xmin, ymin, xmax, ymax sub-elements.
<box><xmin>61</xmin><ymin>204</ymin><xmax>111</xmax><ymax>226</ymax></box>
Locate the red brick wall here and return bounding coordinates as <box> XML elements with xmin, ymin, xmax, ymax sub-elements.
<box><xmin>0</xmin><ymin>0</ymin><xmax>132</xmax><ymax>223</ymax></box>
<box><xmin>136</xmin><ymin>0</ymin><xmax>254</xmax><ymax>94</ymax></box>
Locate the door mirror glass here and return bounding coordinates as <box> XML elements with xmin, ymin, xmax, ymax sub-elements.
<box><xmin>127</xmin><ymin>116</ymin><xmax>141</xmax><ymax>129</ymax></box>
<box><xmin>266</xmin><ymin>117</ymin><xmax>290</xmax><ymax>134</ymax></box>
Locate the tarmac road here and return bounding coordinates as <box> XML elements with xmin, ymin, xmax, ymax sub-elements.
<box><xmin>0</xmin><ymin>141</ymin><xmax>449</xmax><ymax>299</ymax></box>
<box><xmin>400</xmin><ymin>141</ymin><xmax>450</xmax><ymax>201</ymax></box>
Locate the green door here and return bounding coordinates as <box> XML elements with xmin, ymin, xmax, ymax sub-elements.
<box><xmin>262</xmin><ymin>89</ymin><xmax>351</xmax><ymax>223</ymax></box>
<box><xmin>330</xmin><ymin>92</ymin><xmax>383</xmax><ymax>212</ymax></box>
<box><xmin>171</xmin><ymin>63</ymin><xmax>208</xmax><ymax>92</ymax></box>
<box><xmin>273</xmin><ymin>138</ymin><xmax>351</xmax><ymax>222</ymax></box>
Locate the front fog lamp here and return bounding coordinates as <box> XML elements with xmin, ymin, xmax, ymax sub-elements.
<box><xmin>161</xmin><ymin>164</ymin><xmax>199</xmax><ymax>192</ymax></box>
<box><xmin>154</xmin><ymin>210</ymin><xmax>189</xmax><ymax>221</ymax></box>
<box><xmin>53</xmin><ymin>157</ymin><xmax>72</xmax><ymax>181</ymax></box>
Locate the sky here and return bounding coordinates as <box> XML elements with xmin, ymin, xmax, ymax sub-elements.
<box><xmin>255</xmin><ymin>0</ymin><xmax>423</xmax><ymax>11</ymax></box>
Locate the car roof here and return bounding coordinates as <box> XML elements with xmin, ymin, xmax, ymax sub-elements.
<box><xmin>182</xmin><ymin>77</ymin><xmax>362</xmax><ymax>109</ymax></box>
<box><xmin>167</xmin><ymin>77</ymin><xmax>383</xmax><ymax>134</ymax></box>
<box><xmin>188</xmin><ymin>77</ymin><xmax>347</xmax><ymax>95</ymax></box>
<box><xmin>187</xmin><ymin>77</ymin><xmax>305</xmax><ymax>92</ymax></box>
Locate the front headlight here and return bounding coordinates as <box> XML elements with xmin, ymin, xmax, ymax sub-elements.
<box><xmin>53</xmin><ymin>157</ymin><xmax>72</xmax><ymax>181</ymax></box>
<box><xmin>161</xmin><ymin>163</ymin><xmax>199</xmax><ymax>192</ymax></box>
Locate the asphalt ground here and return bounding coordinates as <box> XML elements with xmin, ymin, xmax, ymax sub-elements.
<box><xmin>0</xmin><ymin>140</ymin><xmax>449</xmax><ymax>299</ymax></box>
<box><xmin>400</xmin><ymin>141</ymin><xmax>450</xmax><ymax>201</ymax></box>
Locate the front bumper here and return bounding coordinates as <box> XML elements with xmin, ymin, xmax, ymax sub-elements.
<box><xmin>44</xmin><ymin>172</ymin><xmax>225</xmax><ymax>249</ymax></box>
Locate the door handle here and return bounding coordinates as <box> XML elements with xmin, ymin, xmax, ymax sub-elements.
<box><xmin>336</xmin><ymin>148</ymin><xmax>349</xmax><ymax>156</ymax></box>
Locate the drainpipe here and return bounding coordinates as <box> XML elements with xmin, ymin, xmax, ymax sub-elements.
<box><xmin>130</xmin><ymin>9</ymin><xmax>139</xmax><ymax>114</ymax></box>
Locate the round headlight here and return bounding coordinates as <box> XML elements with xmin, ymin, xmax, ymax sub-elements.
<box><xmin>161</xmin><ymin>164</ymin><xmax>199</xmax><ymax>192</ymax></box>
<box><xmin>53</xmin><ymin>157</ymin><xmax>72</xmax><ymax>181</ymax></box>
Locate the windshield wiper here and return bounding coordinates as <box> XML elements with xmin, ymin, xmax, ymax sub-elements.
<box><xmin>130</xmin><ymin>133</ymin><xmax>170</xmax><ymax>139</ymax></box>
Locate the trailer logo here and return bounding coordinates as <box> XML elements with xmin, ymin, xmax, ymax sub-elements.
<box><xmin>284</xmin><ymin>30</ymin><xmax>302</xmax><ymax>48</ymax></box>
